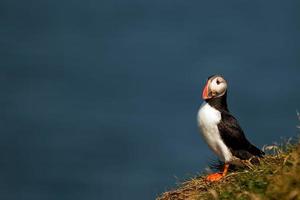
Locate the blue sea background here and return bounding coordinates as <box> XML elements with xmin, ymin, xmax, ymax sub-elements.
<box><xmin>1</xmin><ymin>0</ymin><xmax>299</xmax><ymax>199</ymax></box>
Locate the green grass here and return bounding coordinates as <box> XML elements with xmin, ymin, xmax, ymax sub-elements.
<box><xmin>157</xmin><ymin>140</ymin><xmax>300</xmax><ymax>200</ymax></box>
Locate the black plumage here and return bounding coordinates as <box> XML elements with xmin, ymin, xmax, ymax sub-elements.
<box><xmin>206</xmin><ymin>92</ymin><xmax>264</xmax><ymax>160</ymax></box>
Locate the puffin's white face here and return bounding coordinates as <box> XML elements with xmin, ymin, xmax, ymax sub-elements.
<box><xmin>202</xmin><ymin>75</ymin><xmax>227</xmax><ymax>100</ymax></box>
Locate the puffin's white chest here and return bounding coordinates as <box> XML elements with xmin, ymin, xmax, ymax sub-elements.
<box><xmin>197</xmin><ymin>102</ymin><xmax>233</xmax><ymax>162</ymax></box>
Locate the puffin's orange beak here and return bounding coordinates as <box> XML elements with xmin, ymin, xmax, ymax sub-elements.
<box><xmin>202</xmin><ymin>80</ymin><xmax>211</xmax><ymax>100</ymax></box>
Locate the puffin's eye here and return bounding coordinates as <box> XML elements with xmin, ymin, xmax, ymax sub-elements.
<box><xmin>216</xmin><ymin>79</ymin><xmax>220</xmax><ymax>85</ymax></box>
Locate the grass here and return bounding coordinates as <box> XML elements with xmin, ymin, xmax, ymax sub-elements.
<box><xmin>156</xmin><ymin>139</ymin><xmax>300</xmax><ymax>200</ymax></box>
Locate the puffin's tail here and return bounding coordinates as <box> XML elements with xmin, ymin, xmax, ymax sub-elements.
<box><xmin>248</xmin><ymin>144</ymin><xmax>265</xmax><ymax>157</ymax></box>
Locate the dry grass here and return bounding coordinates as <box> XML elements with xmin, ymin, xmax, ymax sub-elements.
<box><xmin>157</xmin><ymin>140</ymin><xmax>300</xmax><ymax>200</ymax></box>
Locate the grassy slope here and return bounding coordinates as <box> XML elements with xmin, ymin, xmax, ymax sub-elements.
<box><xmin>157</xmin><ymin>142</ymin><xmax>300</xmax><ymax>200</ymax></box>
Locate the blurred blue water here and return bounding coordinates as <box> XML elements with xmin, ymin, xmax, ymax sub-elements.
<box><xmin>0</xmin><ymin>0</ymin><xmax>299</xmax><ymax>199</ymax></box>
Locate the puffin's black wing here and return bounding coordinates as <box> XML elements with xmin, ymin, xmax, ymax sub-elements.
<box><xmin>218</xmin><ymin>111</ymin><xmax>264</xmax><ymax>160</ymax></box>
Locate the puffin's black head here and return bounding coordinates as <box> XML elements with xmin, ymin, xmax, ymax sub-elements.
<box><xmin>202</xmin><ymin>75</ymin><xmax>227</xmax><ymax>100</ymax></box>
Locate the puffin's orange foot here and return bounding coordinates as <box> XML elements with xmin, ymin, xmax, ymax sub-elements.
<box><xmin>206</xmin><ymin>173</ymin><xmax>223</xmax><ymax>182</ymax></box>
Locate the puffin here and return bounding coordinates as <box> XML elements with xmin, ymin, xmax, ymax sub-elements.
<box><xmin>197</xmin><ymin>75</ymin><xmax>264</xmax><ymax>182</ymax></box>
